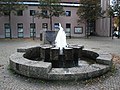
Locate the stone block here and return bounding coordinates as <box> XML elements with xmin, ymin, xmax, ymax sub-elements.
<box><xmin>9</xmin><ymin>60</ymin><xmax>16</xmax><ymax>71</ymax></box>
<box><xmin>43</xmin><ymin>30</ymin><xmax>58</xmax><ymax>44</ymax></box>
<box><xmin>19</xmin><ymin>64</ymin><xmax>29</xmax><ymax>76</ymax></box>
<box><xmin>17</xmin><ymin>45</ymin><xmax>40</xmax><ymax>53</ymax></box>
<box><xmin>50</xmin><ymin>47</ymin><xmax>59</xmax><ymax>61</ymax></box>
<box><xmin>23</xmin><ymin>46</ymin><xmax>41</xmax><ymax>61</ymax></box>
<box><xmin>81</xmin><ymin>50</ymin><xmax>99</xmax><ymax>60</ymax></box>
<box><xmin>96</xmin><ymin>53</ymin><xmax>112</xmax><ymax>66</ymax></box>
<box><xmin>63</xmin><ymin>47</ymin><xmax>73</xmax><ymax>61</ymax></box>
<box><xmin>9</xmin><ymin>52</ymin><xmax>52</xmax><ymax>79</ymax></box>
<box><xmin>41</xmin><ymin>46</ymin><xmax>50</xmax><ymax>62</ymax></box>
<box><xmin>17</xmin><ymin>48</ymin><xmax>26</xmax><ymax>52</ymax></box>
<box><xmin>28</xmin><ymin>62</ymin><xmax>51</xmax><ymax>78</ymax></box>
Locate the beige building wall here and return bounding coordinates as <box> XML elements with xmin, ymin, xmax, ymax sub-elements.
<box><xmin>0</xmin><ymin>5</ymin><xmax>85</xmax><ymax>38</ymax></box>
<box><xmin>0</xmin><ymin>0</ymin><xmax>111</xmax><ymax>38</ymax></box>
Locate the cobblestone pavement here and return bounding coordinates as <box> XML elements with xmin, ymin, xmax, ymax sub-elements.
<box><xmin>0</xmin><ymin>37</ymin><xmax>120</xmax><ymax>90</ymax></box>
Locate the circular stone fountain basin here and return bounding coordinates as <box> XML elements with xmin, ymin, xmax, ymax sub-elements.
<box><xmin>9</xmin><ymin>45</ymin><xmax>112</xmax><ymax>80</ymax></box>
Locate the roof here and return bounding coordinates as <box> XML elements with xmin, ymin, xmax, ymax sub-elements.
<box><xmin>0</xmin><ymin>0</ymin><xmax>80</xmax><ymax>7</ymax></box>
<box><xmin>22</xmin><ymin>2</ymin><xmax>80</xmax><ymax>6</ymax></box>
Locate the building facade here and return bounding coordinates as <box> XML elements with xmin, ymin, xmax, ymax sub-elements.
<box><xmin>0</xmin><ymin>0</ymin><xmax>110</xmax><ymax>39</ymax></box>
<box><xmin>96</xmin><ymin>0</ymin><xmax>111</xmax><ymax>37</ymax></box>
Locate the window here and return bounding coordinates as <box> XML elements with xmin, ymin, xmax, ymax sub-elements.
<box><xmin>54</xmin><ymin>13</ymin><xmax>59</xmax><ymax>17</ymax></box>
<box><xmin>87</xmin><ymin>20</ymin><xmax>95</xmax><ymax>35</ymax></box>
<box><xmin>66</xmin><ymin>23</ymin><xmax>71</xmax><ymax>37</ymax></box>
<box><xmin>54</xmin><ymin>23</ymin><xmax>59</xmax><ymax>30</ymax></box>
<box><xmin>42</xmin><ymin>23</ymin><xmax>48</xmax><ymax>30</ymax></box>
<box><xmin>30</xmin><ymin>10</ymin><xmax>35</xmax><ymax>16</ymax></box>
<box><xmin>17</xmin><ymin>23</ymin><xmax>24</xmax><ymax>38</ymax></box>
<box><xmin>66</xmin><ymin>23</ymin><xmax>71</xmax><ymax>28</ymax></box>
<box><xmin>4</xmin><ymin>11</ymin><xmax>9</xmax><ymax>16</ymax></box>
<box><xmin>17</xmin><ymin>10</ymin><xmax>23</xmax><ymax>16</ymax></box>
<box><xmin>66</xmin><ymin>11</ymin><xmax>71</xmax><ymax>16</ymax></box>
<box><xmin>4</xmin><ymin>23</ymin><xmax>10</xmax><ymax>38</ymax></box>
<box><xmin>30</xmin><ymin>23</ymin><xmax>36</xmax><ymax>37</ymax></box>
<box><xmin>42</xmin><ymin>10</ymin><xmax>47</xmax><ymax>16</ymax></box>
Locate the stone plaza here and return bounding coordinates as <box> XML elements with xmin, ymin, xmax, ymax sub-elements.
<box><xmin>0</xmin><ymin>37</ymin><xmax>120</xmax><ymax>90</ymax></box>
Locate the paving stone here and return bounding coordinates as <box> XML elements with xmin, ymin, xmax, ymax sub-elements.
<box><xmin>0</xmin><ymin>37</ymin><xmax>120</xmax><ymax>90</ymax></box>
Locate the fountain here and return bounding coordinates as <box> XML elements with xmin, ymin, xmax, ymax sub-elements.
<box><xmin>9</xmin><ymin>23</ymin><xmax>113</xmax><ymax>80</ymax></box>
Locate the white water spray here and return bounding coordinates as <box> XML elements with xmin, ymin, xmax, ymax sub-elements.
<box><xmin>55</xmin><ymin>23</ymin><xmax>67</xmax><ymax>54</ymax></box>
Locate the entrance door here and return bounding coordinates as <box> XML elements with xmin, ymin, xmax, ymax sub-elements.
<box><xmin>87</xmin><ymin>20</ymin><xmax>95</xmax><ymax>36</ymax></box>
<box><xmin>66</xmin><ymin>23</ymin><xmax>71</xmax><ymax>38</ymax></box>
<box><xmin>30</xmin><ymin>23</ymin><xmax>36</xmax><ymax>38</ymax></box>
<box><xmin>18</xmin><ymin>23</ymin><xmax>24</xmax><ymax>38</ymax></box>
<box><xmin>4</xmin><ymin>23</ymin><xmax>11</xmax><ymax>38</ymax></box>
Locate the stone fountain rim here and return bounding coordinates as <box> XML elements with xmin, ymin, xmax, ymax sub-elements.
<box><xmin>9</xmin><ymin>46</ymin><xmax>112</xmax><ymax>80</ymax></box>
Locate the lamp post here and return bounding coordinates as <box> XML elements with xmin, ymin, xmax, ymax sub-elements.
<box><xmin>32</xmin><ymin>11</ymin><xmax>35</xmax><ymax>40</ymax></box>
<box><xmin>49</xmin><ymin>0</ymin><xmax>52</xmax><ymax>30</ymax></box>
<box><xmin>117</xmin><ymin>0</ymin><xmax>120</xmax><ymax>38</ymax></box>
<box><xmin>118</xmin><ymin>13</ymin><xmax>120</xmax><ymax>38</ymax></box>
<box><xmin>8</xmin><ymin>1</ymin><xmax>12</xmax><ymax>39</ymax></box>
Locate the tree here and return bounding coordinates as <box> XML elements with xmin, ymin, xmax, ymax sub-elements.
<box><xmin>115</xmin><ymin>3</ymin><xmax>120</xmax><ymax>38</ymax></box>
<box><xmin>77</xmin><ymin>0</ymin><xmax>104</xmax><ymax>38</ymax></box>
<box><xmin>38</xmin><ymin>0</ymin><xmax>65</xmax><ymax>30</ymax></box>
<box><xmin>0</xmin><ymin>0</ymin><xmax>27</xmax><ymax>39</ymax></box>
<box><xmin>107</xmin><ymin>5</ymin><xmax>115</xmax><ymax>37</ymax></box>
<box><xmin>107</xmin><ymin>3</ymin><xmax>120</xmax><ymax>38</ymax></box>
